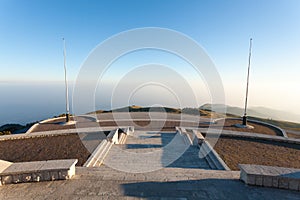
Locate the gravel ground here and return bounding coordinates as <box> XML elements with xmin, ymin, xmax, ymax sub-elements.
<box><xmin>214</xmin><ymin>136</ymin><xmax>300</xmax><ymax>170</ymax></box>
<box><xmin>4</xmin><ymin>114</ymin><xmax>294</xmax><ymax>169</ymax></box>
<box><xmin>287</xmin><ymin>132</ymin><xmax>300</xmax><ymax>139</ymax></box>
<box><xmin>208</xmin><ymin>119</ymin><xmax>281</xmax><ymax>136</ymax></box>
<box><xmin>0</xmin><ymin>134</ymin><xmax>91</xmax><ymax>166</ymax></box>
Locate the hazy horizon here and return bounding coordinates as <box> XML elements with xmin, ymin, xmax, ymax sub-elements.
<box><xmin>1</xmin><ymin>81</ymin><xmax>300</xmax><ymax>126</ymax></box>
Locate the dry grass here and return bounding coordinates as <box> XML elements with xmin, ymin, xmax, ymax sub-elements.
<box><xmin>214</xmin><ymin>136</ymin><xmax>300</xmax><ymax>170</ymax></box>
<box><xmin>287</xmin><ymin>132</ymin><xmax>300</xmax><ymax>139</ymax></box>
<box><xmin>0</xmin><ymin>134</ymin><xmax>91</xmax><ymax>166</ymax></box>
<box><xmin>208</xmin><ymin>119</ymin><xmax>281</xmax><ymax>136</ymax></box>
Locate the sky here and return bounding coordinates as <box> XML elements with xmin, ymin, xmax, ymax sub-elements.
<box><xmin>0</xmin><ymin>0</ymin><xmax>300</xmax><ymax>124</ymax></box>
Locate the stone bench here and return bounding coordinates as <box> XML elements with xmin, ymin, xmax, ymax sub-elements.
<box><xmin>239</xmin><ymin>164</ymin><xmax>300</xmax><ymax>191</ymax></box>
<box><xmin>0</xmin><ymin>159</ymin><xmax>77</xmax><ymax>185</ymax></box>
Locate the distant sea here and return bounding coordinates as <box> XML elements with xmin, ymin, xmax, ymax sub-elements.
<box><xmin>0</xmin><ymin>82</ymin><xmax>73</xmax><ymax>126</ymax></box>
<box><xmin>0</xmin><ymin>81</ymin><xmax>126</xmax><ymax>126</ymax></box>
<box><xmin>0</xmin><ymin>80</ymin><xmax>196</xmax><ymax>126</ymax></box>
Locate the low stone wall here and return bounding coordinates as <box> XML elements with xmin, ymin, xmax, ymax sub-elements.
<box><xmin>239</xmin><ymin>164</ymin><xmax>300</xmax><ymax>191</ymax></box>
<box><xmin>198</xmin><ymin>128</ymin><xmax>300</xmax><ymax>145</ymax></box>
<box><xmin>0</xmin><ymin>126</ymin><xmax>132</xmax><ymax>142</ymax></box>
<box><xmin>83</xmin><ymin>139</ymin><xmax>113</xmax><ymax>167</ymax></box>
<box><xmin>0</xmin><ymin>159</ymin><xmax>77</xmax><ymax>186</ymax></box>
<box><xmin>84</xmin><ymin>127</ymin><xmax>132</xmax><ymax>167</ymax></box>
<box><xmin>177</xmin><ymin>127</ymin><xmax>230</xmax><ymax>170</ymax></box>
<box><xmin>200</xmin><ymin>140</ymin><xmax>230</xmax><ymax>170</ymax></box>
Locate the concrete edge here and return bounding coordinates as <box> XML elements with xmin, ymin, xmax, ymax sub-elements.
<box><xmin>25</xmin><ymin>116</ymin><xmax>66</xmax><ymax>134</ymax></box>
<box><xmin>191</xmin><ymin>127</ymin><xmax>300</xmax><ymax>145</ymax></box>
<box><xmin>0</xmin><ymin>160</ymin><xmax>13</xmax><ymax>173</ymax></box>
<box><xmin>215</xmin><ymin>117</ymin><xmax>287</xmax><ymax>138</ymax></box>
<box><xmin>176</xmin><ymin>127</ymin><xmax>230</xmax><ymax>171</ymax></box>
<box><xmin>0</xmin><ymin>126</ymin><xmax>130</xmax><ymax>142</ymax></box>
<box><xmin>203</xmin><ymin>141</ymin><xmax>231</xmax><ymax>171</ymax></box>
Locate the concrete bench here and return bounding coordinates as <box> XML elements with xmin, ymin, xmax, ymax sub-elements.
<box><xmin>0</xmin><ymin>159</ymin><xmax>77</xmax><ymax>185</ymax></box>
<box><xmin>239</xmin><ymin>164</ymin><xmax>300</xmax><ymax>191</ymax></box>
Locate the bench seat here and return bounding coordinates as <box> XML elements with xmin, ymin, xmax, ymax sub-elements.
<box><xmin>239</xmin><ymin>164</ymin><xmax>300</xmax><ymax>191</ymax></box>
<box><xmin>0</xmin><ymin>159</ymin><xmax>77</xmax><ymax>185</ymax></box>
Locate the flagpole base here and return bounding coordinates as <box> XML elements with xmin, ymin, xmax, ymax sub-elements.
<box><xmin>234</xmin><ymin>123</ymin><xmax>254</xmax><ymax>129</ymax></box>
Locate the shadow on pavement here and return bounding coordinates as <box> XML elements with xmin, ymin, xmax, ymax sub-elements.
<box><xmin>121</xmin><ymin>179</ymin><xmax>299</xmax><ymax>199</ymax></box>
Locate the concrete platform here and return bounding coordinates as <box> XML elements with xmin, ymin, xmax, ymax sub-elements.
<box><xmin>0</xmin><ymin>166</ymin><xmax>299</xmax><ymax>199</ymax></box>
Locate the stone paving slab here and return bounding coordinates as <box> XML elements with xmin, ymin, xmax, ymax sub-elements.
<box><xmin>0</xmin><ymin>160</ymin><xmax>12</xmax><ymax>173</ymax></box>
<box><xmin>76</xmin><ymin>166</ymin><xmax>240</xmax><ymax>181</ymax></box>
<box><xmin>103</xmin><ymin>131</ymin><xmax>210</xmax><ymax>173</ymax></box>
<box><xmin>40</xmin><ymin>160</ymin><xmax>79</xmax><ymax>171</ymax></box>
<box><xmin>1</xmin><ymin>162</ymin><xmax>44</xmax><ymax>175</ymax></box>
<box><xmin>0</xmin><ymin>167</ymin><xmax>299</xmax><ymax>199</ymax></box>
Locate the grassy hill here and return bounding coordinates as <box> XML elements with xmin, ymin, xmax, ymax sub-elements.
<box><xmin>200</xmin><ymin>103</ymin><xmax>300</xmax><ymax>123</ymax></box>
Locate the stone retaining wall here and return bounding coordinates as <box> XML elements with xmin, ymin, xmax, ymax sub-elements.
<box><xmin>239</xmin><ymin>164</ymin><xmax>300</xmax><ymax>191</ymax></box>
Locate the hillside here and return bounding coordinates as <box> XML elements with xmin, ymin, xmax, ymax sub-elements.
<box><xmin>89</xmin><ymin>106</ymin><xmax>227</xmax><ymax>118</ymax></box>
<box><xmin>200</xmin><ymin>104</ymin><xmax>300</xmax><ymax>123</ymax></box>
<box><xmin>2</xmin><ymin>105</ymin><xmax>300</xmax><ymax>134</ymax></box>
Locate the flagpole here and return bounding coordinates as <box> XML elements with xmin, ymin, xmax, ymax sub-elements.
<box><xmin>63</xmin><ymin>38</ymin><xmax>70</xmax><ymax>122</ymax></box>
<box><xmin>242</xmin><ymin>38</ymin><xmax>252</xmax><ymax>125</ymax></box>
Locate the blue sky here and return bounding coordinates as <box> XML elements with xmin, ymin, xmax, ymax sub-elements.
<box><xmin>1</xmin><ymin>0</ymin><xmax>300</xmax><ymax>122</ymax></box>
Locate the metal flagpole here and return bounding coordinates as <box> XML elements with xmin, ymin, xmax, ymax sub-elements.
<box><xmin>243</xmin><ymin>38</ymin><xmax>252</xmax><ymax>125</ymax></box>
<box><xmin>63</xmin><ymin>38</ymin><xmax>70</xmax><ymax>122</ymax></box>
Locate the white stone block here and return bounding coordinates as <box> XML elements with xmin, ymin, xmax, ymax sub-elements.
<box><xmin>263</xmin><ymin>176</ymin><xmax>273</xmax><ymax>187</ymax></box>
<box><xmin>42</xmin><ymin>171</ymin><xmax>50</xmax><ymax>181</ymax></box>
<box><xmin>32</xmin><ymin>173</ymin><xmax>42</xmax><ymax>182</ymax></box>
<box><xmin>58</xmin><ymin>170</ymin><xmax>68</xmax><ymax>179</ymax></box>
<box><xmin>22</xmin><ymin>173</ymin><xmax>32</xmax><ymax>182</ymax></box>
<box><xmin>278</xmin><ymin>178</ymin><xmax>289</xmax><ymax>189</ymax></box>
<box><xmin>2</xmin><ymin>175</ymin><xmax>12</xmax><ymax>184</ymax></box>
<box><xmin>288</xmin><ymin>179</ymin><xmax>299</xmax><ymax>191</ymax></box>
<box><xmin>247</xmin><ymin>174</ymin><xmax>255</xmax><ymax>185</ymax></box>
<box><xmin>255</xmin><ymin>175</ymin><xmax>263</xmax><ymax>186</ymax></box>
<box><xmin>12</xmin><ymin>174</ymin><xmax>22</xmax><ymax>183</ymax></box>
<box><xmin>50</xmin><ymin>171</ymin><xmax>59</xmax><ymax>181</ymax></box>
<box><xmin>272</xmin><ymin>177</ymin><xmax>279</xmax><ymax>188</ymax></box>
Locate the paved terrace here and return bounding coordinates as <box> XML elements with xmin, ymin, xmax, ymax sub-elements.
<box><xmin>1</xmin><ymin>129</ymin><xmax>300</xmax><ymax>199</ymax></box>
<box><xmin>102</xmin><ymin>130</ymin><xmax>210</xmax><ymax>172</ymax></box>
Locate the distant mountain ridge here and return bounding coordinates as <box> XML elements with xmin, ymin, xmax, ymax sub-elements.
<box><xmin>200</xmin><ymin>104</ymin><xmax>300</xmax><ymax>123</ymax></box>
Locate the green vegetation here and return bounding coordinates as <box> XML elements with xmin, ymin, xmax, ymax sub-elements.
<box><xmin>53</xmin><ymin>113</ymin><xmax>73</xmax><ymax>118</ymax></box>
<box><xmin>0</xmin><ymin>130</ymin><xmax>11</xmax><ymax>135</ymax></box>
<box><xmin>0</xmin><ymin>122</ymin><xmax>36</xmax><ymax>135</ymax></box>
